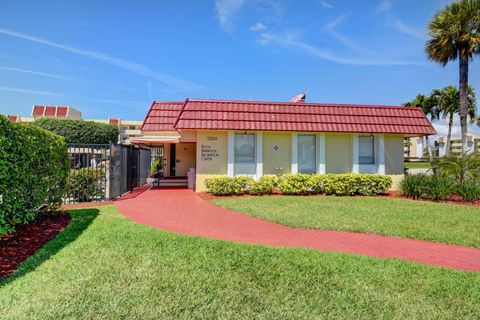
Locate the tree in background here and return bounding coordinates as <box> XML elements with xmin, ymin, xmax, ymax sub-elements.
<box><xmin>426</xmin><ymin>0</ymin><xmax>480</xmax><ymax>153</ymax></box>
<box><xmin>403</xmin><ymin>94</ymin><xmax>438</xmax><ymax>160</ymax></box>
<box><xmin>430</xmin><ymin>86</ymin><xmax>476</xmax><ymax>155</ymax></box>
<box><xmin>34</xmin><ymin>118</ymin><xmax>119</xmax><ymax>145</ymax></box>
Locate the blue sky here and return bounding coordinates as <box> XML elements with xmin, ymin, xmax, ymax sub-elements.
<box><xmin>0</xmin><ymin>0</ymin><xmax>478</xmax><ymax>135</ymax></box>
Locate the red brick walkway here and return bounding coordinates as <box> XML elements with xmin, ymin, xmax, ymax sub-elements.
<box><xmin>115</xmin><ymin>188</ymin><xmax>480</xmax><ymax>272</ymax></box>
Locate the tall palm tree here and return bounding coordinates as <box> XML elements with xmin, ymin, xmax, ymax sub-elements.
<box><xmin>403</xmin><ymin>94</ymin><xmax>438</xmax><ymax>160</ymax></box>
<box><xmin>426</xmin><ymin>0</ymin><xmax>480</xmax><ymax>153</ymax></box>
<box><xmin>431</xmin><ymin>86</ymin><xmax>477</xmax><ymax>155</ymax></box>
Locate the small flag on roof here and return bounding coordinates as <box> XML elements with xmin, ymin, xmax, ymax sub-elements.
<box><xmin>290</xmin><ymin>92</ymin><xmax>306</xmax><ymax>103</ymax></box>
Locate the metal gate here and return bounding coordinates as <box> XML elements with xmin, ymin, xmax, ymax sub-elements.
<box><xmin>65</xmin><ymin>143</ymin><xmax>151</xmax><ymax>204</ymax></box>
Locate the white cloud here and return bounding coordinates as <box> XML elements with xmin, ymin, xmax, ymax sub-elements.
<box><xmin>0</xmin><ymin>85</ymin><xmax>65</xmax><ymax>96</ymax></box>
<box><xmin>376</xmin><ymin>0</ymin><xmax>392</xmax><ymax>13</ymax></box>
<box><xmin>432</xmin><ymin>115</ymin><xmax>480</xmax><ymax>137</ymax></box>
<box><xmin>258</xmin><ymin>31</ymin><xmax>423</xmax><ymax>65</ymax></box>
<box><xmin>0</xmin><ymin>28</ymin><xmax>201</xmax><ymax>92</ymax></box>
<box><xmin>0</xmin><ymin>66</ymin><xmax>76</xmax><ymax>80</ymax></box>
<box><xmin>215</xmin><ymin>0</ymin><xmax>245</xmax><ymax>31</ymax></box>
<box><xmin>249</xmin><ymin>22</ymin><xmax>267</xmax><ymax>32</ymax></box>
<box><xmin>323</xmin><ymin>14</ymin><xmax>368</xmax><ymax>54</ymax></box>
<box><xmin>388</xmin><ymin>17</ymin><xmax>425</xmax><ymax>39</ymax></box>
<box><xmin>319</xmin><ymin>1</ymin><xmax>333</xmax><ymax>9</ymax></box>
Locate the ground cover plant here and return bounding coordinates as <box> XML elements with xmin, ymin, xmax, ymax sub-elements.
<box><xmin>212</xmin><ymin>196</ymin><xmax>480</xmax><ymax>248</ymax></box>
<box><xmin>1</xmin><ymin>205</ymin><xmax>479</xmax><ymax>319</ymax></box>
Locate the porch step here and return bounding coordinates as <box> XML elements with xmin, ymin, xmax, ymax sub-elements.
<box><xmin>147</xmin><ymin>178</ymin><xmax>188</xmax><ymax>187</ymax></box>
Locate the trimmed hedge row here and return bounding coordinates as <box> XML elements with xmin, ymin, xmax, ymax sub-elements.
<box><xmin>0</xmin><ymin>116</ymin><xmax>69</xmax><ymax>235</ymax></box>
<box><xmin>34</xmin><ymin>118</ymin><xmax>119</xmax><ymax>144</ymax></box>
<box><xmin>205</xmin><ymin>174</ymin><xmax>392</xmax><ymax>196</ymax></box>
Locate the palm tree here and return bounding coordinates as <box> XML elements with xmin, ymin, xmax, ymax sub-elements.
<box><xmin>426</xmin><ymin>0</ymin><xmax>480</xmax><ymax>153</ymax></box>
<box><xmin>403</xmin><ymin>94</ymin><xmax>438</xmax><ymax>160</ymax></box>
<box><xmin>431</xmin><ymin>86</ymin><xmax>476</xmax><ymax>155</ymax></box>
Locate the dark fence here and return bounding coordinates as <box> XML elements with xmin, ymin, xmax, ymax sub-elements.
<box><xmin>65</xmin><ymin>143</ymin><xmax>151</xmax><ymax>204</ymax></box>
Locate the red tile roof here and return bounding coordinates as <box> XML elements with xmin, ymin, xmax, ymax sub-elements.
<box><xmin>32</xmin><ymin>105</ymin><xmax>45</xmax><ymax>116</ymax></box>
<box><xmin>7</xmin><ymin>115</ymin><xmax>18</xmax><ymax>122</ymax></box>
<box><xmin>109</xmin><ymin>118</ymin><xmax>120</xmax><ymax>126</ymax></box>
<box><xmin>142</xmin><ymin>99</ymin><xmax>436</xmax><ymax>136</ymax></box>
<box><xmin>44</xmin><ymin>106</ymin><xmax>56</xmax><ymax>116</ymax></box>
<box><xmin>56</xmin><ymin>106</ymin><xmax>68</xmax><ymax>117</ymax></box>
<box><xmin>141</xmin><ymin>101</ymin><xmax>185</xmax><ymax>131</ymax></box>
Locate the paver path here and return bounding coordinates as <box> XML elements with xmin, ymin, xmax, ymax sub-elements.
<box><xmin>115</xmin><ymin>188</ymin><xmax>480</xmax><ymax>272</ymax></box>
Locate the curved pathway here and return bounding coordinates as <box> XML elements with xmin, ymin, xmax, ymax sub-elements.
<box><xmin>115</xmin><ymin>188</ymin><xmax>480</xmax><ymax>272</ymax></box>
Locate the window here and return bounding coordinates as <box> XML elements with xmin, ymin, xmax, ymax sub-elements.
<box><xmin>359</xmin><ymin>136</ymin><xmax>375</xmax><ymax>164</ymax></box>
<box><xmin>234</xmin><ymin>133</ymin><xmax>256</xmax><ymax>175</ymax></box>
<box><xmin>298</xmin><ymin>135</ymin><xmax>316</xmax><ymax>173</ymax></box>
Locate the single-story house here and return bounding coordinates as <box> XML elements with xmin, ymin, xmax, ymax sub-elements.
<box><xmin>133</xmin><ymin>98</ymin><xmax>436</xmax><ymax>191</ymax></box>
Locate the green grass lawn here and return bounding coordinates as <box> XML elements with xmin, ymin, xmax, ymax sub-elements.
<box><xmin>212</xmin><ymin>196</ymin><xmax>480</xmax><ymax>248</ymax></box>
<box><xmin>0</xmin><ymin>206</ymin><xmax>479</xmax><ymax>319</ymax></box>
<box><xmin>404</xmin><ymin>161</ymin><xmax>432</xmax><ymax>169</ymax></box>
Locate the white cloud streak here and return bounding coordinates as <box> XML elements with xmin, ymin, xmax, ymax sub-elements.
<box><xmin>319</xmin><ymin>1</ymin><xmax>333</xmax><ymax>9</ymax></box>
<box><xmin>0</xmin><ymin>27</ymin><xmax>201</xmax><ymax>91</ymax></box>
<box><xmin>215</xmin><ymin>0</ymin><xmax>245</xmax><ymax>31</ymax></box>
<box><xmin>258</xmin><ymin>32</ymin><xmax>424</xmax><ymax>66</ymax></box>
<box><xmin>249</xmin><ymin>22</ymin><xmax>267</xmax><ymax>32</ymax></box>
<box><xmin>0</xmin><ymin>85</ymin><xmax>65</xmax><ymax>96</ymax></box>
<box><xmin>376</xmin><ymin>0</ymin><xmax>392</xmax><ymax>13</ymax></box>
<box><xmin>0</xmin><ymin>66</ymin><xmax>76</xmax><ymax>80</ymax></box>
<box><xmin>388</xmin><ymin>17</ymin><xmax>425</xmax><ymax>39</ymax></box>
<box><xmin>324</xmin><ymin>14</ymin><xmax>368</xmax><ymax>54</ymax></box>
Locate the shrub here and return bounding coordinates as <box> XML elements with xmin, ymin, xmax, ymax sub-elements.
<box><xmin>205</xmin><ymin>176</ymin><xmax>251</xmax><ymax>196</ymax></box>
<box><xmin>0</xmin><ymin>116</ymin><xmax>69</xmax><ymax>235</ymax></box>
<box><xmin>455</xmin><ymin>179</ymin><xmax>480</xmax><ymax>202</ymax></box>
<box><xmin>34</xmin><ymin>118</ymin><xmax>119</xmax><ymax>144</ymax></box>
<box><xmin>355</xmin><ymin>174</ymin><xmax>392</xmax><ymax>196</ymax></box>
<box><xmin>434</xmin><ymin>153</ymin><xmax>480</xmax><ymax>183</ymax></box>
<box><xmin>400</xmin><ymin>174</ymin><xmax>427</xmax><ymax>199</ymax></box>
<box><xmin>233</xmin><ymin>176</ymin><xmax>255</xmax><ymax>190</ymax></box>
<box><xmin>68</xmin><ymin>168</ymin><xmax>105</xmax><ymax>202</ymax></box>
<box><xmin>421</xmin><ymin>174</ymin><xmax>454</xmax><ymax>201</ymax></box>
<box><xmin>278</xmin><ymin>174</ymin><xmax>313</xmax><ymax>195</ymax></box>
<box><xmin>249</xmin><ymin>175</ymin><xmax>278</xmax><ymax>195</ymax></box>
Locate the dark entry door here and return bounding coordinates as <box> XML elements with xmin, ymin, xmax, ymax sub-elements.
<box><xmin>169</xmin><ymin>144</ymin><xmax>176</xmax><ymax>176</ymax></box>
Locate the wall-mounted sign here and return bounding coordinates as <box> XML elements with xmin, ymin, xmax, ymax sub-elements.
<box><xmin>273</xmin><ymin>145</ymin><xmax>280</xmax><ymax>152</ymax></box>
<box><xmin>201</xmin><ymin>144</ymin><xmax>219</xmax><ymax>161</ymax></box>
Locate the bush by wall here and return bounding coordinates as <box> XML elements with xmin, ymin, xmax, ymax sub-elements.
<box><xmin>249</xmin><ymin>175</ymin><xmax>278</xmax><ymax>195</ymax></box>
<box><xmin>0</xmin><ymin>116</ymin><xmax>69</xmax><ymax>235</ymax></box>
<box><xmin>205</xmin><ymin>176</ymin><xmax>254</xmax><ymax>196</ymax></box>
<box><xmin>205</xmin><ymin>174</ymin><xmax>391</xmax><ymax>197</ymax></box>
<box><xmin>278</xmin><ymin>174</ymin><xmax>313</xmax><ymax>195</ymax></box>
<box><xmin>34</xmin><ymin>118</ymin><xmax>119</xmax><ymax>144</ymax></box>
<box><xmin>68</xmin><ymin>168</ymin><xmax>105</xmax><ymax>202</ymax></box>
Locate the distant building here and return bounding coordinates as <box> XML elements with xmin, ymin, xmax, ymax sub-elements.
<box><xmin>5</xmin><ymin>105</ymin><xmax>143</xmax><ymax>144</ymax></box>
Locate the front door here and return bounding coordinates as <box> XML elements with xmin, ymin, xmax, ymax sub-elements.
<box><xmin>175</xmin><ymin>143</ymin><xmax>195</xmax><ymax>177</ymax></box>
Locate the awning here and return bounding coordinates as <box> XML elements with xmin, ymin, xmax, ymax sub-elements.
<box><xmin>131</xmin><ymin>136</ymin><xmax>180</xmax><ymax>146</ymax></box>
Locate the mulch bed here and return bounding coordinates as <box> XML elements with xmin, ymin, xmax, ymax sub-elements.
<box><xmin>199</xmin><ymin>191</ymin><xmax>480</xmax><ymax>206</ymax></box>
<box><xmin>0</xmin><ymin>213</ymin><xmax>71</xmax><ymax>280</ymax></box>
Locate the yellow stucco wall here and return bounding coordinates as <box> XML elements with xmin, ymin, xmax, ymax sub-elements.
<box><xmin>325</xmin><ymin>134</ymin><xmax>352</xmax><ymax>173</ymax></box>
<box><xmin>263</xmin><ymin>132</ymin><xmax>291</xmax><ymax>175</ymax></box>
<box><xmin>195</xmin><ymin>130</ymin><xmax>228</xmax><ymax>192</ymax></box>
<box><xmin>385</xmin><ymin>135</ymin><xmax>404</xmax><ymax>175</ymax></box>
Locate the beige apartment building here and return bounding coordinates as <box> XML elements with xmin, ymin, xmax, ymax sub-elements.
<box><xmin>6</xmin><ymin>105</ymin><xmax>143</xmax><ymax>144</ymax></box>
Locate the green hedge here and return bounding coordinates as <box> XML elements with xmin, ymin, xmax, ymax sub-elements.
<box><xmin>205</xmin><ymin>174</ymin><xmax>392</xmax><ymax>197</ymax></box>
<box><xmin>34</xmin><ymin>118</ymin><xmax>119</xmax><ymax>144</ymax></box>
<box><xmin>68</xmin><ymin>168</ymin><xmax>105</xmax><ymax>202</ymax></box>
<box><xmin>0</xmin><ymin>116</ymin><xmax>69</xmax><ymax>235</ymax></box>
